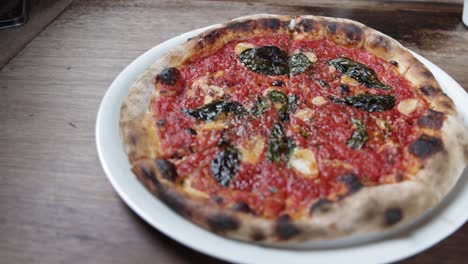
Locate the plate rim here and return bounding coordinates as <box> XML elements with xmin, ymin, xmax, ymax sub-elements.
<box><xmin>96</xmin><ymin>25</ymin><xmax>468</xmax><ymax>264</ymax></box>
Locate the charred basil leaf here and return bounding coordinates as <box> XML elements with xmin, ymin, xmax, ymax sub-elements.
<box><xmin>266</xmin><ymin>123</ymin><xmax>294</xmax><ymax>163</ymax></box>
<box><xmin>290</xmin><ymin>53</ymin><xmax>312</xmax><ymax>75</ymax></box>
<box><xmin>266</xmin><ymin>92</ymin><xmax>299</xmax><ymax>122</ymax></box>
<box><xmin>318</xmin><ymin>79</ymin><xmax>328</xmax><ymax>87</ymax></box>
<box><xmin>331</xmin><ymin>94</ymin><xmax>396</xmax><ymax>112</ymax></box>
<box><xmin>287</xmin><ymin>94</ymin><xmax>299</xmax><ymax>113</ymax></box>
<box><xmin>285</xmin><ymin>137</ymin><xmax>296</xmax><ymax>163</ymax></box>
<box><xmin>267</xmin><ymin>123</ymin><xmax>286</xmax><ymax>163</ymax></box>
<box><xmin>346</xmin><ymin>119</ymin><xmax>368</xmax><ymax>150</ymax></box>
<box><xmin>330</xmin><ymin>57</ymin><xmax>391</xmax><ymax>90</ymax></box>
<box><xmin>278</xmin><ymin>105</ymin><xmax>289</xmax><ymax>122</ymax></box>
<box><xmin>211</xmin><ymin>145</ymin><xmax>241</xmax><ymax>187</ymax></box>
<box><xmin>183</xmin><ymin>100</ymin><xmax>247</xmax><ymax>121</ymax></box>
<box><xmin>267</xmin><ymin>90</ymin><xmax>287</xmax><ymax>104</ymax></box>
<box><xmin>251</xmin><ymin>97</ymin><xmax>269</xmax><ymax>118</ymax></box>
<box><xmin>239</xmin><ymin>46</ymin><xmax>289</xmax><ymax>75</ymax></box>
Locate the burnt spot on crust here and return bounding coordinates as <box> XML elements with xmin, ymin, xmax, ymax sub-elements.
<box><xmin>251</xmin><ymin>229</ymin><xmax>265</xmax><ymax>241</ymax></box>
<box><xmin>343</xmin><ymin>23</ymin><xmax>363</xmax><ymax>42</ymax></box>
<box><xmin>419</xmin><ymin>85</ymin><xmax>438</xmax><ymax>96</ymax></box>
<box><xmin>408</xmin><ymin>134</ymin><xmax>444</xmax><ymax>159</ymax></box>
<box><xmin>212</xmin><ymin>195</ymin><xmax>223</xmax><ymax>204</ymax></box>
<box><xmin>275</xmin><ymin>214</ymin><xmax>300</xmax><ymax>240</ymax></box>
<box><xmin>326</xmin><ymin>22</ymin><xmax>337</xmax><ymax>34</ymax></box>
<box><xmin>231</xmin><ymin>201</ymin><xmax>252</xmax><ymax>214</ymax></box>
<box><xmin>139</xmin><ymin>163</ymin><xmax>157</xmax><ymax>182</ymax></box>
<box><xmin>368</xmin><ymin>35</ymin><xmax>391</xmax><ymax>52</ymax></box>
<box><xmin>297</xmin><ymin>18</ymin><xmax>317</xmax><ymax>32</ymax></box>
<box><xmin>338</xmin><ymin>173</ymin><xmax>363</xmax><ymax>195</ymax></box>
<box><xmin>389</xmin><ymin>60</ymin><xmax>398</xmax><ymax>67</ymax></box>
<box><xmin>200</xmin><ymin>29</ymin><xmax>223</xmax><ymax>45</ymax></box>
<box><xmin>160</xmin><ymin>188</ymin><xmax>191</xmax><ymax>218</ymax></box>
<box><xmin>158</xmin><ymin>67</ymin><xmax>181</xmax><ymax>86</ymax></box>
<box><xmin>309</xmin><ymin>198</ymin><xmax>333</xmax><ymax>215</ymax></box>
<box><xmin>129</xmin><ymin>134</ymin><xmax>137</xmax><ymax>145</ymax></box>
<box><xmin>260</xmin><ymin>18</ymin><xmax>281</xmax><ymax>30</ymax></box>
<box><xmin>385</xmin><ymin>208</ymin><xmax>403</xmax><ymax>226</ymax></box>
<box><xmin>155</xmin><ymin>159</ymin><xmax>177</xmax><ymax>181</ymax></box>
<box><xmin>207</xmin><ymin>214</ymin><xmax>240</xmax><ymax>233</ymax></box>
<box><xmin>226</xmin><ymin>19</ymin><xmax>255</xmax><ymax>32</ymax></box>
<box><xmin>134</xmin><ymin>162</ymin><xmax>190</xmax><ymax>218</ymax></box>
<box><xmin>417</xmin><ymin>109</ymin><xmax>445</xmax><ymax>129</ymax></box>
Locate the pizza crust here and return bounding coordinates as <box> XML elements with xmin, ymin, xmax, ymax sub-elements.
<box><xmin>120</xmin><ymin>14</ymin><xmax>468</xmax><ymax>246</ymax></box>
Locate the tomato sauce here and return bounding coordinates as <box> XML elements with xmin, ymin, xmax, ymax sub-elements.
<box><xmin>151</xmin><ymin>36</ymin><xmax>428</xmax><ymax>218</ymax></box>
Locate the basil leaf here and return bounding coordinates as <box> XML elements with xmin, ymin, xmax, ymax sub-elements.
<box><xmin>290</xmin><ymin>52</ymin><xmax>312</xmax><ymax>75</ymax></box>
<box><xmin>287</xmin><ymin>94</ymin><xmax>299</xmax><ymax>113</ymax></box>
<box><xmin>331</xmin><ymin>94</ymin><xmax>396</xmax><ymax>112</ymax></box>
<box><xmin>211</xmin><ymin>145</ymin><xmax>241</xmax><ymax>187</ymax></box>
<box><xmin>346</xmin><ymin>119</ymin><xmax>368</xmax><ymax>150</ymax></box>
<box><xmin>266</xmin><ymin>123</ymin><xmax>294</xmax><ymax>163</ymax></box>
<box><xmin>183</xmin><ymin>100</ymin><xmax>247</xmax><ymax>121</ymax></box>
<box><xmin>330</xmin><ymin>57</ymin><xmax>391</xmax><ymax>90</ymax></box>
<box><xmin>239</xmin><ymin>46</ymin><xmax>289</xmax><ymax>75</ymax></box>
<box><xmin>250</xmin><ymin>96</ymin><xmax>269</xmax><ymax>118</ymax></box>
<box><xmin>266</xmin><ymin>90</ymin><xmax>287</xmax><ymax>104</ymax></box>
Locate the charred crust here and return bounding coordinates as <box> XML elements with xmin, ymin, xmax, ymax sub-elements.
<box><xmin>138</xmin><ymin>163</ymin><xmax>157</xmax><ymax>182</ymax></box>
<box><xmin>408</xmin><ymin>134</ymin><xmax>444</xmax><ymax>159</ymax></box>
<box><xmin>385</xmin><ymin>208</ymin><xmax>402</xmax><ymax>226</ymax></box>
<box><xmin>368</xmin><ymin>35</ymin><xmax>391</xmax><ymax>52</ymax></box>
<box><xmin>389</xmin><ymin>60</ymin><xmax>398</xmax><ymax>67</ymax></box>
<box><xmin>161</xmin><ymin>189</ymin><xmax>191</xmax><ymax>217</ymax></box>
<box><xmin>231</xmin><ymin>201</ymin><xmax>252</xmax><ymax>214</ymax></box>
<box><xmin>155</xmin><ymin>159</ymin><xmax>178</xmax><ymax>181</ymax></box>
<box><xmin>326</xmin><ymin>22</ymin><xmax>337</xmax><ymax>35</ymax></box>
<box><xmin>297</xmin><ymin>18</ymin><xmax>317</xmax><ymax>32</ymax></box>
<box><xmin>343</xmin><ymin>23</ymin><xmax>363</xmax><ymax>42</ymax></box>
<box><xmin>275</xmin><ymin>215</ymin><xmax>300</xmax><ymax>240</ymax></box>
<box><xmin>226</xmin><ymin>19</ymin><xmax>254</xmax><ymax>31</ymax></box>
<box><xmin>419</xmin><ymin>85</ymin><xmax>438</xmax><ymax>96</ymax></box>
<box><xmin>338</xmin><ymin>173</ymin><xmax>363</xmax><ymax>195</ymax></box>
<box><xmin>129</xmin><ymin>134</ymin><xmax>137</xmax><ymax>145</ymax></box>
<box><xmin>417</xmin><ymin>109</ymin><xmax>445</xmax><ymax>129</ymax></box>
<box><xmin>260</xmin><ymin>18</ymin><xmax>281</xmax><ymax>30</ymax></box>
<box><xmin>200</xmin><ymin>29</ymin><xmax>223</xmax><ymax>45</ymax></box>
<box><xmin>251</xmin><ymin>229</ymin><xmax>265</xmax><ymax>241</ymax></box>
<box><xmin>207</xmin><ymin>214</ymin><xmax>240</xmax><ymax>233</ymax></box>
<box><xmin>158</xmin><ymin>67</ymin><xmax>181</xmax><ymax>86</ymax></box>
<box><xmin>212</xmin><ymin>195</ymin><xmax>223</xmax><ymax>204</ymax></box>
<box><xmin>156</xmin><ymin>119</ymin><xmax>166</xmax><ymax>127</ymax></box>
<box><xmin>309</xmin><ymin>198</ymin><xmax>333</xmax><ymax>215</ymax></box>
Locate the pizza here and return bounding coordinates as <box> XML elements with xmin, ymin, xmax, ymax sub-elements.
<box><xmin>119</xmin><ymin>14</ymin><xmax>467</xmax><ymax>245</ymax></box>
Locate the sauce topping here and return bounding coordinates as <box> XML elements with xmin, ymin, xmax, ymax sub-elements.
<box><xmin>152</xmin><ymin>35</ymin><xmax>428</xmax><ymax>218</ymax></box>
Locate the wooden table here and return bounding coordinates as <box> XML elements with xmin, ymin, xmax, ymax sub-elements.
<box><xmin>0</xmin><ymin>0</ymin><xmax>466</xmax><ymax>263</ymax></box>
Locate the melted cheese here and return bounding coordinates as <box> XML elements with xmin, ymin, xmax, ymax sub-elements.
<box><xmin>302</xmin><ymin>52</ymin><xmax>318</xmax><ymax>63</ymax></box>
<box><xmin>235</xmin><ymin>42</ymin><xmax>256</xmax><ymax>54</ymax></box>
<box><xmin>238</xmin><ymin>136</ymin><xmax>265</xmax><ymax>164</ymax></box>
<box><xmin>340</xmin><ymin>75</ymin><xmax>359</xmax><ymax>86</ymax></box>
<box><xmin>195</xmin><ymin>119</ymin><xmax>227</xmax><ymax>131</ymax></box>
<box><xmin>311</xmin><ymin>96</ymin><xmax>328</xmax><ymax>106</ymax></box>
<box><xmin>293</xmin><ymin>108</ymin><xmax>314</xmax><ymax>122</ymax></box>
<box><xmin>289</xmin><ymin>148</ymin><xmax>319</xmax><ymax>178</ymax></box>
<box><xmin>397</xmin><ymin>98</ymin><xmax>419</xmax><ymax>116</ymax></box>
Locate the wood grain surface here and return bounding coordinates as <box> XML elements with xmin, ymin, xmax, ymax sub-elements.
<box><xmin>0</xmin><ymin>0</ymin><xmax>466</xmax><ymax>263</ymax></box>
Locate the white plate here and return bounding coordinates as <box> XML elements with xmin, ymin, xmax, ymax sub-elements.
<box><xmin>96</xmin><ymin>25</ymin><xmax>468</xmax><ymax>264</ymax></box>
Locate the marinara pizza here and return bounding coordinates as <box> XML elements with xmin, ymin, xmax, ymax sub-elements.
<box><xmin>119</xmin><ymin>14</ymin><xmax>468</xmax><ymax>244</ymax></box>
